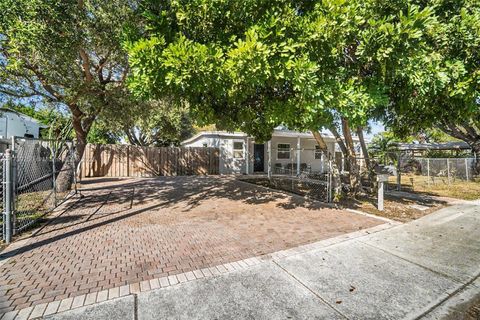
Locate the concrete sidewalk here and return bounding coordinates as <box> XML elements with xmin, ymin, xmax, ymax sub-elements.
<box><xmin>44</xmin><ymin>202</ymin><xmax>480</xmax><ymax>320</ymax></box>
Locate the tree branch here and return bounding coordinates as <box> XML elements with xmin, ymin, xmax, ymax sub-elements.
<box><xmin>79</xmin><ymin>48</ymin><xmax>93</xmax><ymax>83</ymax></box>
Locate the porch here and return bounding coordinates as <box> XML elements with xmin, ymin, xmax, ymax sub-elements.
<box><xmin>245</xmin><ymin>133</ymin><xmax>336</xmax><ymax>176</ymax></box>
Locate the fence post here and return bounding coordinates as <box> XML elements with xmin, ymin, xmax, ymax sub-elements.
<box><xmin>446</xmin><ymin>158</ymin><xmax>450</xmax><ymax>184</ymax></box>
<box><xmin>328</xmin><ymin>160</ymin><xmax>333</xmax><ymax>203</ymax></box>
<box><xmin>465</xmin><ymin>158</ymin><xmax>469</xmax><ymax>181</ymax></box>
<box><xmin>427</xmin><ymin>158</ymin><xmax>430</xmax><ymax>186</ymax></box>
<box><xmin>267</xmin><ymin>140</ymin><xmax>272</xmax><ymax>179</ymax></box>
<box><xmin>3</xmin><ymin>149</ymin><xmax>13</xmax><ymax>243</ymax></box>
<box><xmin>396</xmin><ymin>152</ymin><xmax>401</xmax><ymax>191</ymax></box>
<box><xmin>126</xmin><ymin>145</ymin><xmax>130</xmax><ymax>177</ymax></box>
<box><xmin>52</xmin><ymin>148</ymin><xmax>57</xmax><ymax>206</ymax></box>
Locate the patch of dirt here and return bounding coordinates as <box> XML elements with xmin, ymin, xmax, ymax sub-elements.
<box><xmin>240</xmin><ymin>176</ymin><xmax>447</xmax><ymax>223</ymax></box>
<box><xmin>342</xmin><ymin>195</ymin><xmax>447</xmax><ymax>223</ymax></box>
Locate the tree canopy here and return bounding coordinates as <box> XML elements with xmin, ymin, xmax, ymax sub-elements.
<box><xmin>381</xmin><ymin>0</ymin><xmax>480</xmax><ymax>158</ymax></box>
<box><xmin>128</xmin><ymin>0</ymin><xmax>441</xmax><ymax>136</ymax></box>
<box><xmin>0</xmin><ymin>0</ymin><xmax>139</xmax><ymax>158</ymax></box>
<box><xmin>127</xmin><ymin>0</ymin><xmax>443</xmax><ymax>193</ymax></box>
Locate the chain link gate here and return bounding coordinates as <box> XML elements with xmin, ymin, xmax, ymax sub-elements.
<box><xmin>1</xmin><ymin>137</ymin><xmax>77</xmax><ymax>243</ymax></box>
<box><xmin>267</xmin><ymin>145</ymin><xmax>333</xmax><ymax>202</ymax></box>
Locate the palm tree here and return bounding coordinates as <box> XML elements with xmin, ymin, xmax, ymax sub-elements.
<box><xmin>368</xmin><ymin>133</ymin><xmax>398</xmax><ymax>165</ymax></box>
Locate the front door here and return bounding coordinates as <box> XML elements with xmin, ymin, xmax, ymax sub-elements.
<box><xmin>253</xmin><ymin>144</ymin><xmax>265</xmax><ymax>172</ymax></box>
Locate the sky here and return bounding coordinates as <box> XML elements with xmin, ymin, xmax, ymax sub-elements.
<box><xmin>366</xmin><ymin>121</ymin><xmax>385</xmax><ymax>139</ymax></box>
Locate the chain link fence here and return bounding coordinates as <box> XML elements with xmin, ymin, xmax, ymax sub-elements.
<box><xmin>383</xmin><ymin>153</ymin><xmax>478</xmax><ymax>192</ymax></box>
<box><xmin>1</xmin><ymin>137</ymin><xmax>77</xmax><ymax>243</ymax></box>
<box><xmin>242</xmin><ymin>144</ymin><xmax>334</xmax><ymax>202</ymax></box>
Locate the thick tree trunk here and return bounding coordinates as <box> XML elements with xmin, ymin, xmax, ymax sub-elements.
<box><xmin>329</xmin><ymin>125</ymin><xmax>348</xmax><ymax>156</ymax></box>
<box><xmin>311</xmin><ymin>129</ymin><xmax>342</xmax><ymax>201</ymax></box>
<box><xmin>356</xmin><ymin>127</ymin><xmax>371</xmax><ymax>170</ymax></box>
<box><xmin>55</xmin><ymin>107</ymin><xmax>92</xmax><ymax>192</ymax></box>
<box><xmin>341</xmin><ymin>118</ymin><xmax>361</xmax><ymax>195</ymax></box>
<box><xmin>471</xmin><ymin>142</ymin><xmax>480</xmax><ymax>174</ymax></box>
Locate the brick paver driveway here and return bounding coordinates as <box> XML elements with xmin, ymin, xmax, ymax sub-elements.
<box><xmin>0</xmin><ymin>176</ymin><xmax>383</xmax><ymax>314</ymax></box>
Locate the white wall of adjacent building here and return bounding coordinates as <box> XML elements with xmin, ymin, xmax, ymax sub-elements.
<box><xmin>0</xmin><ymin>109</ymin><xmax>45</xmax><ymax>139</ymax></box>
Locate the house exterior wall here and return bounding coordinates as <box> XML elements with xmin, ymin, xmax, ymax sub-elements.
<box><xmin>183</xmin><ymin>132</ymin><xmax>338</xmax><ymax>175</ymax></box>
<box><xmin>265</xmin><ymin>136</ymin><xmax>335</xmax><ymax>173</ymax></box>
<box><xmin>0</xmin><ymin>111</ymin><xmax>42</xmax><ymax>139</ymax></box>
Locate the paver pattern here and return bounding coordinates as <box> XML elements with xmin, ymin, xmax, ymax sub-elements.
<box><xmin>0</xmin><ymin>176</ymin><xmax>382</xmax><ymax>314</ymax></box>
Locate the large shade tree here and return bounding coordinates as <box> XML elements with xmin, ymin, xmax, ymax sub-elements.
<box><xmin>381</xmin><ymin>0</ymin><xmax>480</xmax><ymax>172</ymax></box>
<box><xmin>123</xmin><ymin>104</ymin><xmax>195</xmax><ymax>147</ymax></box>
<box><xmin>128</xmin><ymin>0</ymin><xmax>436</xmax><ymax>197</ymax></box>
<box><xmin>0</xmin><ymin>0</ymin><xmax>139</xmax><ymax>190</ymax></box>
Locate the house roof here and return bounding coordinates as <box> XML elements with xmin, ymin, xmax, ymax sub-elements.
<box><xmin>394</xmin><ymin>141</ymin><xmax>471</xmax><ymax>151</ymax></box>
<box><xmin>0</xmin><ymin>107</ymin><xmax>49</xmax><ymax>128</ymax></box>
<box><xmin>181</xmin><ymin>127</ymin><xmax>358</xmax><ymax>145</ymax></box>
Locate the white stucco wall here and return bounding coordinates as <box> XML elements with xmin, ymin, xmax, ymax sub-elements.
<box><xmin>183</xmin><ymin>132</ymin><xmax>339</xmax><ymax>175</ymax></box>
<box><xmin>0</xmin><ymin>111</ymin><xmax>43</xmax><ymax>139</ymax></box>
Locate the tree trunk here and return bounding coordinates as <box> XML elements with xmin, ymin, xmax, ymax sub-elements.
<box><xmin>341</xmin><ymin>118</ymin><xmax>361</xmax><ymax>195</ymax></box>
<box><xmin>329</xmin><ymin>125</ymin><xmax>349</xmax><ymax>171</ymax></box>
<box><xmin>55</xmin><ymin>108</ymin><xmax>92</xmax><ymax>192</ymax></box>
<box><xmin>311</xmin><ymin>129</ymin><xmax>342</xmax><ymax>201</ymax></box>
<box><xmin>472</xmin><ymin>142</ymin><xmax>480</xmax><ymax>174</ymax></box>
<box><xmin>356</xmin><ymin>127</ymin><xmax>371</xmax><ymax>170</ymax></box>
<box><xmin>329</xmin><ymin>125</ymin><xmax>348</xmax><ymax>156</ymax></box>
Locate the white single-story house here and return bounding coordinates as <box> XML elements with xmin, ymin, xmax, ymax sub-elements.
<box><xmin>0</xmin><ymin>108</ymin><xmax>48</xmax><ymax>139</ymax></box>
<box><xmin>181</xmin><ymin>127</ymin><xmax>361</xmax><ymax>175</ymax></box>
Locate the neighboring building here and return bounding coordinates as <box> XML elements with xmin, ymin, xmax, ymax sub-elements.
<box><xmin>394</xmin><ymin>141</ymin><xmax>472</xmax><ymax>157</ymax></box>
<box><xmin>182</xmin><ymin>127</ymin><xmax>360</xmax><ymax>175</ymax></box>
<box><xmin>0</xmin><ymin>108</ymin><xmax>48</xmax><ymax>139</ymax></box>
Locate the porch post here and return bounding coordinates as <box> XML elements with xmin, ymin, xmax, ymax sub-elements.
<box><xmin>245</xmin><ymin>137</ymin><xmax>249</xmax><ymax>175</ymax></box>
<box><xmin>267</xmin><ymin>140</ymin><xmax>272</xmax><ymax>179</ymax></box>
<box><xmin>296</xmin><ymin>136</ymin><xmax>301</xmax><ymax>175</ymax></box>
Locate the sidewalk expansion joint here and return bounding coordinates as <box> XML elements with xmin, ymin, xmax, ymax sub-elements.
<box><xmin>272</xmin><ymin>260</ymin><xmax>349</xmax><ymax>320</ymax></box>
<box><xmin>360</xmin><ymin>240</ymin><xmax>464</xmax><ymax>284</ymax></box>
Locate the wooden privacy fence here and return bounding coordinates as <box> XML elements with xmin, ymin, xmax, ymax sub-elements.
<box><xmin>80</xmin><ymin>144</ymin><xmax>220</xmax><ymax>178</ymax></box>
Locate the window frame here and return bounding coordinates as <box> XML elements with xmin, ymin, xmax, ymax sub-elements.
<box><xmin>314</xmin><ymin>145</ymin><xmax>323</xmax><ymax>160</ymax></box>
<box><xmin>232</xmin><ymin>140</ymin><xmax>244</xmax><ymax>159</ymax></box>
<box><xmin>276</xmin><ymin>143</ymin><xmax>291</xmax><ymax>160</ymax></box>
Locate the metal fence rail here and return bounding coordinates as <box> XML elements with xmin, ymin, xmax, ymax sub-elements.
<box><xmin>1</xmin><ymin>137</ymin><xmax>76</xmax><ymax>243</ymax></box>
<box><xmin>384</xmin><ymin>154</ymin><xmax>478</xmax><ymax>191</ymax></box>
<box><xmin>416</xmin><ymin>158</ymin><xmax>475</xmax><ymax>182</ymax></box>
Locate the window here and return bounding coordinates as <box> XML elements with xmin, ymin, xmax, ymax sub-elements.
<box><xmin>277</xmin><ymin>143</ymin><xmax>291</xmax><ymax>159</ymax></box>
<box><xmin>315</xmin><ymin>145</ymin><xmax>322</xmax><ymax>159</ymax></box>
<box><xmin>203</xmin><ymin>143</ymin><xmax>208</xmax><ymax>148</ymax></box>
<box><xmin>233</xmin><ymin>141</ymin><xmax>244</xmax><ymax>159</ymax></box>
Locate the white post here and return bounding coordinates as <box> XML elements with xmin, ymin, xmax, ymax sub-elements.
<box><xmin>465</xmin><ymin>158</ymin><xmax>469</xmax><ymax>181</ymax></box>
<box><xmin>245</xmin><ymin>137</ymin><xmax>249</xmax><ymax>175</ymax></box>
<box><xmin>321</xmin><ymin>153</ymin><xmax>324</xmax><ymax>173</ymax></box>
<box><xmin>378</xmin><ymin>180</ymin><xmax>384</xmax><ymax>211</ymax></box>
<box><xmin>267</xmin><ymin>140</ymin><xmax>272</xmax><ymax>179</ymax></box>
<box><xmin>296</xmin><ymin>136</ymin><xmax>301</xmax><ymax>175</ymax></box>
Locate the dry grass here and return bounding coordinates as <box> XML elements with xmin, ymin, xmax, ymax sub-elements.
<box><xmin>342</xmin><ymin>195</ymin><xmax>446</xmax><ymax>223</ymax></box>
<box><xmin>389</xmin><ymin>175</ymin><xmax>480</xmax><ymax>200</ymax></box>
